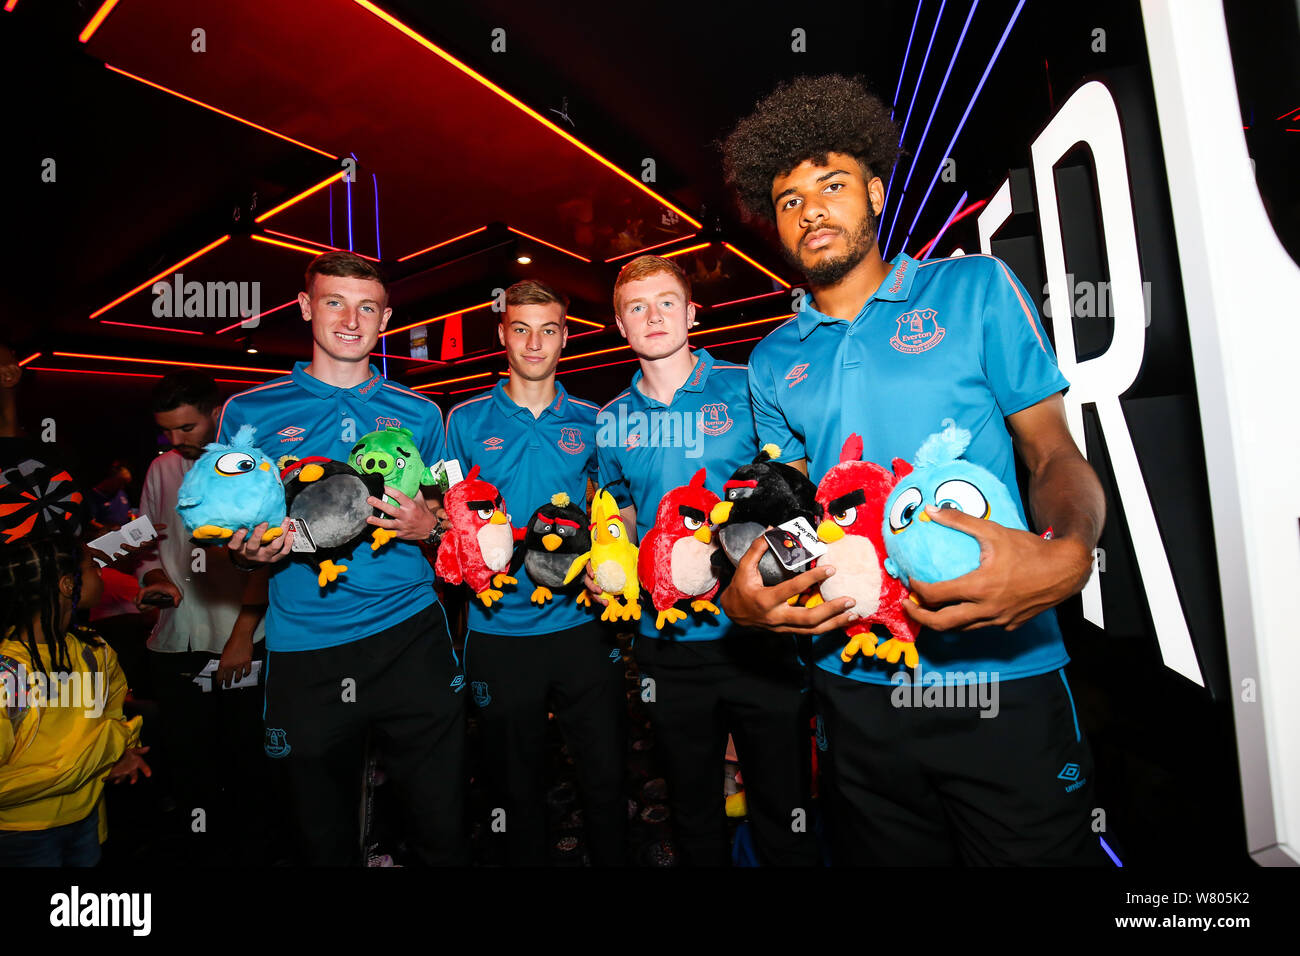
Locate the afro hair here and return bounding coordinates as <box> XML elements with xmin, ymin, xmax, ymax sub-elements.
<box><xmin>721</xmin><ymin>73</ymin><xmax>900</xmax><ymax>223</ymax></box>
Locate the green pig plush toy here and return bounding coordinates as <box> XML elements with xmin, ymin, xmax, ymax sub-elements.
<box><xmin>349</xmin><ymin>427</ymin><xmax>439</xmax><ymax>548</ymax></box>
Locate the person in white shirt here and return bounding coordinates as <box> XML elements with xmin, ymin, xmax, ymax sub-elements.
<box><xmin>135</xmin><ymin>370</ymin><xmax>274</xmax><ymax>864</ymax></box>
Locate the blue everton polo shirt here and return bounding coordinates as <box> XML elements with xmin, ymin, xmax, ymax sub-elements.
<box><xmin>747</xmin><ymin>253</ymin><xmax>1072</xmax><ymax>684</ymax></box>
<box><xmin>597</xmin><ymin>348</ymin><xmax>760</xmax><ymax>642</ymax></box>
<box><xmin>445</xmin><ymin>379</ymin><xmax>600</xmax><ymax>637</ymax></box>
<box><xmin>217</xmin><ymin>362</ymin><xmax>447</xmax><ymax>652</ymax></box>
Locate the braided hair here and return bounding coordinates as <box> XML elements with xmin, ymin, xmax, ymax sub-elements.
<box><xmin>0</xmin><ymin>537</ymin><xmax>82</xmax><ymax>676</ymax></box>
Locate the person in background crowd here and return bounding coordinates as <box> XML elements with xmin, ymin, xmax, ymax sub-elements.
<box><xmin>87</xmin><ymin>461</ymin><xmax>133</xmax><ymax>531</ymax></box>
<box><xmin>135</xmin><ymin>369</ymin><xmax>274</xmax><ymax>865</ymax></box>
<box><xmin>0</xmin><ymin>536</ymin><xmax>150</xmax><ymax>866</ymax></box>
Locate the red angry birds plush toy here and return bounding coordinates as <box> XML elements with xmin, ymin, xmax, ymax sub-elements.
<box><xmin>435</xmin><ymin>465</ymin><xmax>517</xmax><ymax>607</ymax></box>
<box><xmin>637</xmin><ymin>468</ymin><xmax>723</xmax><ymax>630</ymax></box>
<box><xmin>811</xmin><ymin>434</ymin><xmax>921</xmax><ymax>666</ymax></box>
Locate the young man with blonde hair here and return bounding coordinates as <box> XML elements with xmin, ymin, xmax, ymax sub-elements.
<box><xmin>445</xmin><ymin>279</ymin><xmax>625</xmax><ymax>865</ymax></box>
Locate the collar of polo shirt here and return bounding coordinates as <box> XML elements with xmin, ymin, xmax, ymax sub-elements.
<box><xmin>796</xmin><ymin>253</ymin><xmax>920</xmax><ymax>341</ymax></box>
<box><xmin>492</xmin><ymin>377</ymin><xmax>569</xmax><ymax>419</ymax></box>
<box><xmin>290</xmin><ymin>361</ymin><xmax>385</xmax><ymax>402</ymax></box>
<box><xmin>630</xmin><ymin>348</ymin><xmax>716</xmax><ymax>406</ymax></box>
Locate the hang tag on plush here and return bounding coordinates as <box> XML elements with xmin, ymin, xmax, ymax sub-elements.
<box><xmin>286</xmin><ymin>517</ymin><xmax>318</xmax><ymax>553</ymax></box>
<box><xmin>762</xmin><ymin>516</ymin><xmax>827</xmax><ymax>571</ymax></box>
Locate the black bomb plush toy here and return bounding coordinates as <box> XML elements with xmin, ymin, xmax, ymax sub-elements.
<box><xmin>510</xmin><ymin>492</ymin><xmax>592</xmax><ymax>605</ymax></box>
<box><xmin>281</xmin><ymin>457</ymin><xmax>388</xmax><ymax>587</ymax></box>
<box><xmin>710</xmin><ymin>444</ymin><xmax>820</xmax><ymax>587</ymax></box>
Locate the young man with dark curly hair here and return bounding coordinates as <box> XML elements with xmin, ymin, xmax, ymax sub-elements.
<box><xmin>718</xmin><ymin>74</ymin><xmax>1108</xmax><ymax>866</ymax></box>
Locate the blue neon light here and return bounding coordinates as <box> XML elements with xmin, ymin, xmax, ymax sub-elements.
<box><xmin>898</xmin><ymin>0</ymin><xmax>1026</xmax><ymax>254</ymax></box>
<box><xmin>1100</xmin><ymin>836</ymin><xmax>1123</xmax><ymax>867</ymax></box>
<box><xmin>883</xmin><ymin>0</ymin><xmax>980</xmax><ymax>256</ymax></box>
<box><xmin>883</xmin><ymin>0</ymin><xmax>948</xmax><ymax>214</ymax></box>
<box><xmin>892</xmin><ymin>0</ymin><xmax>926</xmax><ymax>120</ymax></box>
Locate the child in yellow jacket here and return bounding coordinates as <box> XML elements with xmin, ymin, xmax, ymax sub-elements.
<box><xmin>0</xmin><ymin>536</ymin><xmax>150</xmax><ymax>866</ymax></box>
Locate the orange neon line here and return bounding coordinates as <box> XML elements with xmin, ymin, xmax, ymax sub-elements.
<box><xmin>261</xmin><ymin>230</ymin><xmax>381</xmax><ymax>262</ymax></box>
<box><xmin>722</xmin><ymin>242</ymin><xmax>791</xmax><ymax>288</ymax></box>
<box><xmin>396</xmin><ymin>226</ymin><xmax>489</xmax><ymax>262</ymax></box>
<box><xmin>255</xmin><ymin>171</ymin><xmax>348</xmax><ymax>224</ymax></box>
<box><xmin>565</xmin><ymin>314</ymin><xmax>603</xmax><ymax>330</ymax></box>
<box><xmin>53</xmin><ymin>352</ymin><xmax>289</xmax><ymax>374</ymax></box>
<box><xmin>381</xmin><ymin>301</ymin><xmax>496</xmax><ymax>339</ymax></box>
<box><xmin>351</xmin><ymin>0</ymin><xmax>701</xmax><ymax>229</ymax></box>
<box><xmin>415</xmin><ymin>371</ymin><xmax>493</xmax><ymax>389</ymax></box>
<box><xmin>661</xmin><ymin>242</ymin><xmax>713</xmax><ymax>258</ymax></box>
<box><xmin>507</xmin><ymin>227</ymin><xmax>591</xmax><ymax>263</ymax></box>
<box><xmin>605</xmin><ymin>234</ymin><xmax>699</xmax><ymax>263</ymax></box>
<box><xmin>689</xmin><ymin>313</ymin><xmax>794</xmax><ymax>337</ymax></box>
<box><xmin>558</xmin><ymin>343</ymin><xmax>632</xmax><ymax>364</ymax></box>
<box><xmin>708</xmin><ymin>290</ymin><xmax>788</xmax><ymax>310</ymax></box>
<box><xmin>215</xmin><ymin>298</ymin><xmax>299</xmax><ymax>334</ymax></box>
<box><xmin>4</xmin><ymin>0</ymin><xmax>20</xmax><ymax>12</ymax></box>
<box><xmin>78</xmin><ymin>0</ymin><xmax>119</xmax><ymax>42</ymax></box>
<box><xmin>28</xmin><ymin>366</ymin><xmax>264</xmax><ymax>385</ymax></box>
<box><xmin>252</xmin><ymin>234</ymin><xmax>334</xmax><ymax>256</ymax></box>
<box><xmin>89</xmin><ymin>235</ymin><xmax>231</xmax><ymax>319</ymax></box>
<box><xmin>369</xmin><ymin>352</ymin><xmax>445</xmax><ymax>365</ymax></box>
<box><xmin>555</xmin><ymin>356</ymin><xmax>640</xmax><ymax>377</ymax></box>
<box><xmin>17</xmin><ymin>352</ymin><xmax>40</xmax><ymax>366</ymax></box>
<box><xmin>100</xmin><ymin>320</ymin><xmax>205</xmax><ymax>336</ymax></box>
<box><xmin>104</xmin><ymin>65</ymin><xmax>337</xmax><ymax>160</ymax></box>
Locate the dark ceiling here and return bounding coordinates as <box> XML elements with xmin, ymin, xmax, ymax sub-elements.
<box><xmin>6</xmin><ymin>0</ymin><xmax>1291</xmax><ymax>413</ymax></box>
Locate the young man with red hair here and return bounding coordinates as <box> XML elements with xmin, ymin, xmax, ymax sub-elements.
<box><xmin>594</xmin><ymin>255</ymin><xmax>817</xmax><ymax>866</ymax></box>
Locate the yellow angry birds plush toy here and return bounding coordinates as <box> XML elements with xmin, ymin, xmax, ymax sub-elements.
<box><xmin>563</xmin><ymin>485</ymin><xmax>640</xmax><ymax>623</ymax></box>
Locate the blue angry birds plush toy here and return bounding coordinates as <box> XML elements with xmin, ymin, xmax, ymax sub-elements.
<box><xmin>176</xmin><ymin>425</ymin><xmax>287</xmax><ymax>543</ymax></box>
<box><xmin>882</xmin><ymin>420</ymin><xmax>1025</xmax><ymax>587</ymax></box>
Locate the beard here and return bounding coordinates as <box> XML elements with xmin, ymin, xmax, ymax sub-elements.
<box><xmin>781</xmin><ymin>202</ymin><xmax>879</xmax><ymax>286</ymax></box>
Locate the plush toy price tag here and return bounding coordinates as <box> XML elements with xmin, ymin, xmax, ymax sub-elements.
<box><xmin>763</xmin><ymin>516</ymin><xmax>826</xmax><ymax>571</ymax></box>
<box><xmin>285</xmin><ymin>517</ymin><xmax>318</xmax><ymax>553</ymax></box>
<box><xmin>429</xmin><ymin>458</ymin><xmax>465</xmax><ymax>493</ymax></box>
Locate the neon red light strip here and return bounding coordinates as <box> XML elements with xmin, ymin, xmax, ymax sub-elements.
<box><xmin>396</xmin><ymin>226</ymin><xmax>489</xmax><ymax>262</ymax></box>
<box><xmin>605</xmin><ymin>234</ymin><xmax>699</xmax><ymax>263</ymax></box>
<box><xmin>78</xmin><ymin>0</ymin><xmax>119</xmax><ymax>43</ymax></box>
<box><xmin>54</xmin><ymin>352</ymin><xmax>289</xmax><ymax>374</ymax></box>
<box><xmin>721</xmin><ymin>242</ymin><xmax>790</xmax><ymax>287</ymax></box>
<box><xmin>28</xmin><ymin>367</ymin><xmax>263</xmax><ymax>385</ymax></box>
<box><xmin>351</xmin><ymin>0</ymin><xmax>701</xmax><ymax>228</ymax></box>
<box><xmin>104</xmin><ymin>65</ymin><xmax>337</xmax><ymax>160</ymax></box>
<box><xmin>99</xmin><ymin>321</ymin><xmax>205</xmax><ymax>336</ymax></box>
<box><xmin>89</xmin><ymin>235</ymin><xmax>231</xmax><ymax>319</ymax></box>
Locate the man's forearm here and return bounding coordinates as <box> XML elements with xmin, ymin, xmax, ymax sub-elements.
<box><xmin>1027</xmin><ymin>448</ymin><xmax>1105</xmax><ymax>554</ymax></box>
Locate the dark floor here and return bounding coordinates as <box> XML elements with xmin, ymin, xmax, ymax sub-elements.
<box><xmin>99</xmin><ymin>639</ymin><xmax>755</xmax><ymax>867</ymax></box>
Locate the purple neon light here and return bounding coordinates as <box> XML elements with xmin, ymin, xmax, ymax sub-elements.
<box><xmin>892</xmin><ymin>0</ymin><xmax>926</xmax><ymax>119</ymax></box>
<box><xmin>372</xmin><ymin>173</ymin><xmax>381</xmax><ymax>260</ymax></box>
<box><xmin>883</xmin><ymin>0</ymin><xmax>948</xmax><ymax>214</ymax></box>
<box><xmin>346</xmin><ymin>154</ymin><xmax>355</xmax><ymax>252</ymax></box>
<box><xmin>913</xmin><ymin>189</ymin><xmax>966</xmax><ymax>258</ymax></box>
<box><xmin>1100</xmin><ymin>836</ymin><xmax>1122</xmax><ymax>867</ymax></box>
<box><xmin>883</xmin><ymin>0</ymin><xmax>980</xmax><ymax>255</ymax></box>
<box><xmin>899</xmin><ymin>0</ymin><xmax>1027</xmax><ymax>253</ymax></box>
